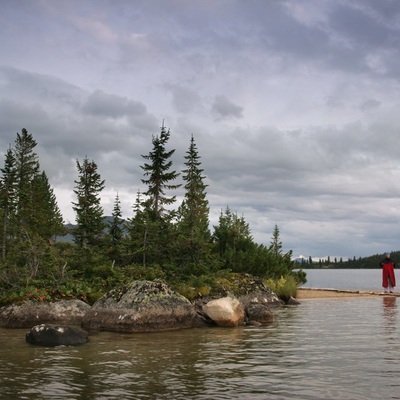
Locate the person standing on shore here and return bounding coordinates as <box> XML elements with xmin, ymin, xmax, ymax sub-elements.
<box><xmin>380</xmin><ymin>252</ymin><xmax>396</xmax><ymax>293</ymax></box>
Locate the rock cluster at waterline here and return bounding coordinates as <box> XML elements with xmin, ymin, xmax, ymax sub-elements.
<box><xmin>0</xmin><ymin>279</ymin><xmax>288</xmax><ymax>338</ymax></box>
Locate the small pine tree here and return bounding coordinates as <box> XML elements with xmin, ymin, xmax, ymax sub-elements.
<box><xmin>212</xmin><ymin>207</ymin><xmax>254</xmax><ymax>271</ymax></box>
<box><xmin>125</xmin><ymin>190</ymin><xmax>151</xmax><ymax>266</ymax></box>
<box><xmin>108</xmin><ymin>193</ymin><xmax>124</xmax><ymax>259</ymax></box>
<box><xmin>269</xmin><ymin>224</ymin><xmax>282</xmax><ymax>256</ymax></box>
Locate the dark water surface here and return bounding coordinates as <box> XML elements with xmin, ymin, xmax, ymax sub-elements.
<box><xmin>1</xmin><ymin>295</ymin><xmax>400</xmax><ymax>399</ymax></box>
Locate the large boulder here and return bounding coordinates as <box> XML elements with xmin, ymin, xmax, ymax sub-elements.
<box><xmin>26</xmin><ymin>324</ymin><xmax>88</xmax><ymax>346</ymax></box>
<box><xmin>0</xmin><ymin>299</ymin><xmax>91</xmax><ymax>328</ymax></box>
<box><xmin>202</xmin><ymin>297</ymin><xmax>245</xmax><ymax>327</ymax></box>
<box><xmin>81</xmin><ymin>280</ymin><xmax>205</xmax><ymax>333</ymax></box>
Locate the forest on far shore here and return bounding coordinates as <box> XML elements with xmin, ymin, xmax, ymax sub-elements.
<box><xmin>297</xmin><ymin>252</ymin><xmax>398</xmax><ymax>269</ymax></box>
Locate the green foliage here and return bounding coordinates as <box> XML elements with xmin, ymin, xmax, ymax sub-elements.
<box><xmin>141</xmin><ymin>123</ymin><xmax>180</xmax><ymax>220</ymax></box>
<box><xmin>266</xmin><ymin>275</ymin><xmax>298</xmax><ymax>302</ymax></box>
<box><xmin>175</xmin><ymin>135</ymin><xmax>211</xmax><ymax>270</ymax></box>
<box><xmin>0</xmin><ymin>128</ymin><xmax>304</xmax><ymax>306</ymax></box>
<box><xmin>72</xmin><ymin>157</ymin><xmax>105</xmax><ymax>249</ymax></box>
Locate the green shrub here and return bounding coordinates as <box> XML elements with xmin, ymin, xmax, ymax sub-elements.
<box><xmin>265</xmin><ymin>275</ymin><xmax>298</xmax><ymax>302</ymax></box>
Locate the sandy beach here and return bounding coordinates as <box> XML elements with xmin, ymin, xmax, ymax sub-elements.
<box><xmin>297</xmin><ymin>288</ymin><xmax>399</xmax><ymax>299</ymax></box>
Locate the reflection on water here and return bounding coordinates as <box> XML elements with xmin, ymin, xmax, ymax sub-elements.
<box><xmin>382</xmin><ymin>296</ymin><xmax>397</xmax><ymax>332</ymax></box>
<box><xmin>1</xmin><ymin>298</ymin><xmax>400</xmax><ymax>399</ymax></box>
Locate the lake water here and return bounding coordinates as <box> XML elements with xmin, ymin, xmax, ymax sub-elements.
<box><xmin>301</xmin><ymin>268</ymin><xmax>383</xmax><ymax>291</ymax></box>
<box><xmin>1</xmin><ymin>269</ymin><xmax>400</xmax><ymax>399</ymax></box>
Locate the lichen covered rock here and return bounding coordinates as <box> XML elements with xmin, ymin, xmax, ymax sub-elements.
<box><xmin>0</xmin><ymin>299</ymin><xmax>91</xmax><ymax>328</ymax></box>
<box><xmin>81</xmin><ymin>280</ymin><xmax>205</xmax><ymax>333</ymax></box>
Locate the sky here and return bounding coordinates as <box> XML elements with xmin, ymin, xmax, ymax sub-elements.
<box><xmin>1</xmin><ymin>0</ymin><xmax>400</xmax><ymax>261</ymax></box>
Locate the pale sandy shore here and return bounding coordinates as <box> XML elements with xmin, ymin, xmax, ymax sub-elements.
<box><xmin>297</xmin><ymin>288</ymin><xmax>400</xmax><ymax>299</ymax></box>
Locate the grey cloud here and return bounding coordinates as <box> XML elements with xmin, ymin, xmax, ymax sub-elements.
<box><xmin>82</xmin><ymin>90</ymin><xmax>147</xmax><ymax>118</ymax></box>
<box><xmin>211</xmin><ymin>95</ymin><xmax>243</xmax><ymax>119</ymax></box>
<box><xmin>360</xmin><ymin>98</ymin><xmax>381</xmax><ymax>112</ymax></box>
<box><xmin>162</xmin><ymin>83</ymin><xmax>202</xmax><ymax>114</ymax></box>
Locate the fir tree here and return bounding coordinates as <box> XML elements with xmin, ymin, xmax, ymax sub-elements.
<box><xmin>0</xmin><ymin>147</ymin><xmax>18</xmax><ymax>259</ymax></box>
<box><xmin>30</xmin><ymin>171</ymin><xmax>65</xmax><ymax>241</ymax></box>
<box><xmin>13</xmin><ymin>128</ymin><xmax>40</xmax><ymax>231</ymax></box>
<box><xmin>269</xmin><ymin>224</ymin><xmax>282</xmax><ymax>256</ymax></box>
<box><xmin>176</xmin><ymin>135</ymin><xmax>211</xmax><ymax>270</ymax></box>
<box><xmin>141</xmin><ymin>123</ymin><xmax>180</xmax><ymax>221</ymax></box>
<box><xmin>126</xmin><ymin>190</ymin><xmax>149</xmax><ymax>266</ymax></box>
<box><xmin>72</xmin><ymin>157</ymin><xmax>105</xmax><ymax>249</ymax></box>
<box><xmin>139</xmin><ymin>123</ymin><xmax>181</xmax><ymax>265</ymax></box>
<box><xmin>179</xmin><ymin>135</ymin><xmax>210</xmax><ymax>238</ymax></box>
<box><xmin>108</xmin><ymin>193</ymin><xmax>124</xmax><ymax>248</ymax></box>
<box><xmin>212</xmin><ymin>207</ymin><xmax>254</xmax><ymax>271</ymax></box>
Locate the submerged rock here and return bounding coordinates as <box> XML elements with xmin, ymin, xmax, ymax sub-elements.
<box><xmin>0</xmin><ymin>299</ymin><xmax>91</xmax><ymax>328</ymax></box>
<box><xmin>26</xmin><ymin>324</ymin><xmax>88</xmax><ymax>346</ymax></box>
<box><xmin>81</xmin><ymin>280</ymin><xmax>206</xmax><ymax>333</ymax></box>
<box><xmin>245</xmin><ymin>303</ymin><xmax>275</xmax><ymax>325</ymax></box>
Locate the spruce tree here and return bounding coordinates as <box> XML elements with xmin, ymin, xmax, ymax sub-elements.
<box><xmin>72</xmin><ymin>157</ymin><xmax>105</xmax><ymax>249</ymax></box>
<box><xmin>13</xmin><ymin>128</ymin><xmax>40</xmax><ymax>231</ymax></box>
<box><xmin>269</xmin><ymin>224</ymin><xmax>282</xmax><ymax>256</ymax></box>
<box><xmin>141</xmin><ymin>123</ymin><xmax>180</xmax><ymax>221</ymax></box>
<box><xmin>0</xmin><ymin>147</ymin><xmax>18</xmax><ymax>259</ymax></box>
<box><xmin>126</xmin><ymin>190</ymin><xmax>149</xmax><ymax>266</ymax></box>
<box><xmin>179</xmin><ymin>135</ymin><xmax>210</xmax><ymax>238</ymax></box>
<box><xmin>139</xmin><ymin>123</ymin><xmax>180</xmax><ymax>265</ymax></box>
<box><xmin>107</xmin><ymin>193</ymin><xmax>124</xmax><ymax>260</ymax></box>
<box><xmin>177</xmin><ymin>135</ymin><xmax>211</xmax><ymax>271</ymax></box>
<box><xmin>30</xmin><ymin>171</ymin><xmax>65</xmax><ymax>241</ymax></box>
<box><xmin>212</xmin><ymin>207</ymin><xmax>254</xmax><ymax>271</ymax></box>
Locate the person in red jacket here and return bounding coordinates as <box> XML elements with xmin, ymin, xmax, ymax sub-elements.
<box><xmin>380</xmin><ymin>252</ymin><xmax>396</xmax><ymax>293</ymax></box>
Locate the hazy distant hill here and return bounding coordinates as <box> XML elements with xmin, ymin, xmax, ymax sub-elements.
<box><xmin>56</xmin><ymin>216</ymin><xmax>125</xmax><ymax>243</ymax></box>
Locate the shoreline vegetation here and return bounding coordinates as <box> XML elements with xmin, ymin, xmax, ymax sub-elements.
<box><xmin>297</xmin><ymin>288</ymin><xmax>399</xmax><ymax>299</ymax></box>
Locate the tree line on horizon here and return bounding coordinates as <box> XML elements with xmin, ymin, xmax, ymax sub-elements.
<box><xmin>0</xmin><ymin>126</ymin><xmax>303</xmax><ymax>304</ymax></box>
<box><xmin>297</xmin><ymin>252</ymin><xmax>397</xmax><ymax>269</ymax></box>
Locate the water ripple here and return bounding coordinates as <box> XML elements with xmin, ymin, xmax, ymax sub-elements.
<box><xmin>1</xmin><ymin>297</ymin><xmax>400</xmax><ymax>399</ymax></box>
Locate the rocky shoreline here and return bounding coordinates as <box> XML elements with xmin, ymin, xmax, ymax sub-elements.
<box><xmin>0</xmin><ymin>279</ymin><xmax>288</xmax><ymax>345</ymax></box>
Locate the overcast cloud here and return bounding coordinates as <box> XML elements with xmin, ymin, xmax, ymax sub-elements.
<box><xmin>1</xmin><ymin>0</ymin><xmax>400</xmax><ymax>260</ymax></box>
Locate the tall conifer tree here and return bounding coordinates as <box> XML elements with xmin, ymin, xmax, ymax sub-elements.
<box><xmin>177</xmin><ymin>135</ymin><xmax>211</xmax><ymax>270</ymax></box>
<box><xmin>13</xmin><ymin>128</ymin><xmax>40</xmax><ymax>231</ymax></box>
<box><xmin>141</xmin><ymin>123</ymin><xmax>180</xmax><ymax>221</ymax></box>
<box><xmin>139</xmin><ymin>123</ymin><xmax>180</xmax><ymax>265</ymax></box>
<box><xmin>0</xmin><ymin>147</ymin><xmax>18</xmax><ymax>259</ymax></box>
<box><xmin>72</xmin><ymin>157</ymin><xmax>105</xmax><ymax>249</ymax></box>
<box><xmin>30</xmin><ymin>171</ymin><xmax>64</xmax><ymax>241</ymax></box>
<box><xmin>179</xmin><ymin>135</ymin><xmax>210</xmax><ymax>238</ymax></box>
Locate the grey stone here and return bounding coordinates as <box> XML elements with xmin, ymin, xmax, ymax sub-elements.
<box><xmin>0</xmin><ymin>299</ymin><xmax>91</xmax><ymax>328</ymax></box>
